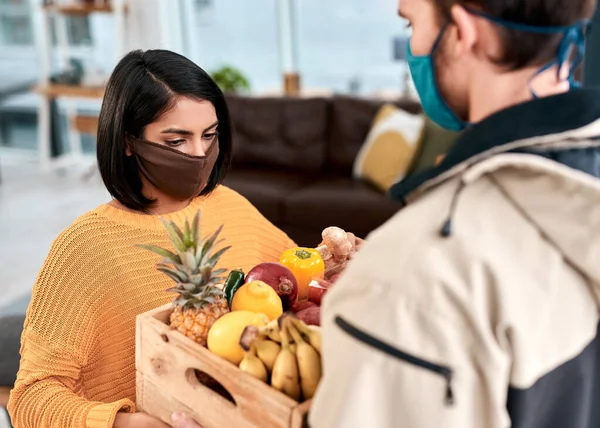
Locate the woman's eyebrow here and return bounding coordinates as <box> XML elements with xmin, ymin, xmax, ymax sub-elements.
<box><xmin>160</xmin><ymin>128</ymin><xmax>193</xmax><ymax>135</ymax></box>
<box><xmin>160</xmin><ymin>121</ymin><xmax>218</xmax><ymax>135</ymax></box>
<box><xmin>203</xmin><ymin>121</ymin><xmax>219</xmax><ymax>133</ymax></box>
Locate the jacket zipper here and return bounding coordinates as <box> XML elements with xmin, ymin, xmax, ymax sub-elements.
<box><xmin>335</xmin><ymin>316</ymin><xmax>455</xmax><ymax>406</ymax></box>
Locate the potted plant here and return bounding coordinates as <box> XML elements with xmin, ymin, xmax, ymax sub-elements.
<box><xmin>210</xmin><ymin>66</ymin><xmax>251</xmax><ymax>94</ymax></box>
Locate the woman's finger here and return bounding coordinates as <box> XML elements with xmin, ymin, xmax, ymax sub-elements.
<box><xmin>171</xmin><ymin>412</ymin><xmax>203</xmax><ymax>428</ymax></box>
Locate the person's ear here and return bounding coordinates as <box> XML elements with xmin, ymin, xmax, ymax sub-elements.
<box><xmin>449</xmin><ymin>4</ymin><xmax>478</xmax><ymax>59</ymax></box>
<box><xmin>124</xmin><ymin>135</ymin><xmax>133</xmax><ymax>156</ymax></box>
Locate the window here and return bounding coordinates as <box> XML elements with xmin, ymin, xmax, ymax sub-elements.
<box><xmin>191</xmin><ymin>0</ymin><xmax>410</xmax><ymax>95</ymax></box>
<box><xmin>50</xmin><ymin>15</ymin><xmax>93</xmax><ymax>46</ymax></box>
<box><xmin>295</xmin><ymin>0</ymin><xmax>411</xmax><ymax>95</ymax></box>
<box><xmin>0</xmin><ymin>0</ymin><xmax>33</xmax><ymax>46</ymax></box>
<box><xmin>193</xmin><ymin>0</ymin><xmax>280</xmax><ymax>93</ymax></box>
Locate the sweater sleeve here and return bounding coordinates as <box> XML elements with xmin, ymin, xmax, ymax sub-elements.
<box><xmin>7</xmin><ymin>223</ymin><xmax>135</xmax><ymax>428</ymax></box>
<box><xmin>8</xmin><ymin>329</ymin><xmax>134</xmax><ymax>428</ymax></box>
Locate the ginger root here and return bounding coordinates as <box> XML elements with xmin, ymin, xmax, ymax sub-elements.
<box><xmin>321</xmin><ymin>227</ymin><xmax>352</xmax><ymax>259</ymax></box>
<box><xmin>316</xmin><ymin>226</ymin><xmax>363</xmax><ymax>279</ymax></box>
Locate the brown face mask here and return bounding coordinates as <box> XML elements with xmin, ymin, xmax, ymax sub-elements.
<box><xmin>130</xmin><ymin>138</ymin><xmax>219</xmax><ymax>201</ymax></box>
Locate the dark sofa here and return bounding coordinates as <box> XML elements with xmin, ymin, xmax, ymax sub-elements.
<box><xmin>223</xmin><ymin>95</ymin><xmax>422</xmax><ymax>246</ymax></box>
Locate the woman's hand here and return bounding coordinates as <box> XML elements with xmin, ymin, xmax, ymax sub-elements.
<box><xmin>171</xmin><ymin>412</ymin><xmax>203</xmax><ymax>428</ymax></box>
<box><xmin>113</xmin><ymin>412</ymin><xmax>171</xmax><ymax>428</ymax></box>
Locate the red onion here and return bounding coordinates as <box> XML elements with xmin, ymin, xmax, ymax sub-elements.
<box><xmin>296</xmin><ymin>307</ymin><xmax>321</xmax><ymax>326</ymax></box>
<box><xmin>308</xmin><ymin>280</ymin><xmax>331</xmax><ymax>306</ymax></box>
<box><xmin>245</xmin><ymin>263</ymin><xmax>298</xmax><ymax>311</ymax></box>
<box><xmin>291</xmin><ymin>300</ymin><xmax>318</xmax><ymax>314</ymax></box>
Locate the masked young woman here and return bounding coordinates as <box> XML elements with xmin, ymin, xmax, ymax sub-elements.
<box><xmin>8</xmin><ymin>49</ymin><xmax>295</xmax><ymax>428</ymax></box>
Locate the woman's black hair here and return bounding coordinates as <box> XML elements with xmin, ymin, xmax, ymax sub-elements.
<box><xmin>97</xmin><ymin>49</ymin><xmax>232</xmax><ymax>212</ymax></box>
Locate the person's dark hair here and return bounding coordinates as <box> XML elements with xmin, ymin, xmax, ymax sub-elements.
<box><xmin>433</xmin><ymin>0</ymin><xmax>597</xmax><ymax>70</ymax></box>
<box><xmin>97</xmin><ymin>49</ymin><xmax>232</xmax><ymax>212</ymax></box>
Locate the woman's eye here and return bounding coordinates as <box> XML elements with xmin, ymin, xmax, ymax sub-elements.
<box><xmin>202</xmin><ymin>133</ymin><xmax>218</xmax><ymax>141</ymax></box>
<box><xmin>165</xmin><ymin>139</ymin><xmax>185</xmax><ymax>146</ymax></box>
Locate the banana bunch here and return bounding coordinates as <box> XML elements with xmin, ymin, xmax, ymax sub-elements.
<box><xmin>238</xmin><ymin>313</ymin><xmax>322</xmax><ymax>401</ymax></box>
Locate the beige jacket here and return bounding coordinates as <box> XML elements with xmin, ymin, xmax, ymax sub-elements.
<box><xmin>310</xmin><ymin>119</ymin><xmax>600</xmax><ymax>428</ymax></box>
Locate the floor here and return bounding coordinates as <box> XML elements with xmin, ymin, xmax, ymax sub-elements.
<box><xmin>0</xmin><ymin>409</ymin><xmax>9</xmax><ymax>428</ymax></box>
<box><xmin>0</xmin><ymin>155</ymin><xmax>110</xmax><ymax>428</ymax></box>
<box><xmin>0</xmin><ymin>155</ymin><xmax>110</xmax><ymax>315</ymax></box>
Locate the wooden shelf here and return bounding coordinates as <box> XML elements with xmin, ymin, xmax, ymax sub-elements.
<box><xmin>34</xmin><ymin>84</ymin><xmax>105</xmax><ymax>99</ymax></box>
<box><xmin>72</xmin><ymin>114</ymin><xmax>99</xmax><ymax>135</ymax></box>
<box><xmin>43</xmin><ymin>2</ymin><xmax>118</xmax><ymax>15</ymax></box>
<box><xmin>0</xmin><ymin>386</ymin><xmax>11</xmax><ymax>407</ymax></box>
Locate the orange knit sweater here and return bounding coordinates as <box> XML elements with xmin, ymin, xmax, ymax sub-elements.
<box><xmin>7</xmin><ymin>186</ymin><xmax>296</xmax><ymax>428</ymax></box>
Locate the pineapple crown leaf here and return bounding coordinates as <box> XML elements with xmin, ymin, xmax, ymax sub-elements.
<box><xmin>200</xmin><ymin>265</ymin><xmax>212</xmax><ymax>283</ymax></box>
<box><xmin>157</xmin><ymin>266</ymin><xmax>188</xmax><ymax>283</ymax></box>
<box><xmin>182</xmin><ymin>282</ymin><xmax>197</xmax><ymax>292</ymax></box>
<box><xmin>190</xmin><ymin>210</ymin><xmax>201</xmax><ymax>250</ymax></box>
<box><xmin>187</xmin><ymin>274</ymin><xmax>224</xmax><ymax>287</ymax></box>
<box><xmin>136</xmin><ymin>244</ymin><xmax>181</xmax><ymax>264</ymax></box>
<box><xmin>183</xmin><ymin>219</ymin><xmax>194</xmax><ymax>248</ymax></box>
<box><xmin>183</xmin><ymin>220</ymin><xmax>191</xmax><ymax>247</ymax></box>
<box><xmin>159</xmin><ymin>217</ymin><xmax>187</xmax><ymax>254</ymax></box>
<box><xmin>212</xmin><ymin>268</ymin><xmax>228</xmax><ymax>277</ymax></box>
<box><xmin>207</xmin><ymin>246</ymin><xmax>231</xmax><ymax>268</ymax></box>
<box><xmin>159</xmin><ymin>258</ymin><xmax>180</xmax><ymax>268</ymax></box>
<box><xmin>200</xmin><ymin>224</ymin><xmax>224</xmax><ymax>261</ymax></box>
<box><xmin>182</xmin><ymin>250</ymin><xmax>197</xmax><ymax>274</ymax></box>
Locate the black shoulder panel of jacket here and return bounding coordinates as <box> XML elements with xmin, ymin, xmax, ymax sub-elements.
<box><xmin>507</xmin><ymin>322</ymin><xmax>600</xmax><ymax>428</ymax></box>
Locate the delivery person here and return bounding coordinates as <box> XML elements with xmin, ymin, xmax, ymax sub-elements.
<box><xmin>310</xmin><ymin>0</ymin><xmax>600</xmax><ymax>427</ymax></box>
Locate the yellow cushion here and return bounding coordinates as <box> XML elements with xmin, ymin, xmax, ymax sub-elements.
<box><xmin>353</xmin><ymin>104</ymin><xmax>425</xmax><ymax>192</ymax></box>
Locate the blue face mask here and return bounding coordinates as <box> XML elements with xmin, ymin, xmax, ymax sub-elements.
<box><xmin>406</xmin><ymin>8</ymin><xmax>591</xmax><ymax>132</ymax></box>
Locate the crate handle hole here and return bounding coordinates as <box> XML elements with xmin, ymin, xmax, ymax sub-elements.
<box><xmin>185</xmin><ymin>368</ymin><xmax>237</xmax><ymax>407</ymax></box>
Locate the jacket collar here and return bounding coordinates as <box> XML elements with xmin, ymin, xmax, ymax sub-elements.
<box><xmin>389</xmin><ymin>88</ymin><xmax>600</xmax><ymax>203</ymax></box>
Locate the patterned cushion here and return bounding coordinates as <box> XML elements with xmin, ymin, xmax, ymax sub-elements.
<box><xmin>353</xmin><ymin>104</ymin><xmax>425</xmax><ymax>192</ymax></box>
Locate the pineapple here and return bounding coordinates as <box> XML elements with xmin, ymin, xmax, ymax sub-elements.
<box><xmin>139</xmin><ymin>210</ymin><xmax>231</xmax><ymax>346</ymax></box>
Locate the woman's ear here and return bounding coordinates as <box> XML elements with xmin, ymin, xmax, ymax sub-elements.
<box><xmin>124</xmin><ymin>135</ymin><xmax>133</xmax><ymax>156</ymax></box>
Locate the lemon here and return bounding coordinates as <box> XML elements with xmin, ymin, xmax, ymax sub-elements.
<box><xmin>231</xmin><ymin>280</ymin><xmax>284</xmax><ymax>321</ymax></box>
<box><xmin>207</xmin><ymin>311</ymin><xmax>269</xmax><ymax>364</ymax></box>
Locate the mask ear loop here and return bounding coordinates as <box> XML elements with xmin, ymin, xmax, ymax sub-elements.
<box><xmin>567</xmin><ymin>22</ymin><xmax>590</xmax><ymax>88</ymax></box>
<box><xmin>527</xmin><ymin>27</ymin><xmax>578</xmax><ymax>98</ymax></box>
<box><xmin>463</xmin><ymin>7</ymin><xmax>590</xmax><ymax>97</ymax></box>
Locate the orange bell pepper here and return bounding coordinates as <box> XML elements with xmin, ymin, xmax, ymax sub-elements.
<box><xmin>280</xmin><ymin>248</ymin><xmax>325</xmax><ymax>300</ymax></box>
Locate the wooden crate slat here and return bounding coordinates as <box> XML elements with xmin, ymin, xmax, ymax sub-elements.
<box><xmin>136</xmin><ymin>304</ymin><xmax>309</xmax><ymax>428</ymax></box>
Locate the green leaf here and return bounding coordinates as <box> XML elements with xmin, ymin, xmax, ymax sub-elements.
<box><xmin>203</xmin><ymin>224</ymin><xmax>224</xmax><ymax>252</ymax></box>
<box><xmin>201</xmin><ymin>265</ymin><xmax>212</xmax><ymax>283</ymax></box>
<box><xmin>159</xmin><ymin>218</ymin><xmax>186</xmax><ymax>253</ymax></box>
<box><xmin>190</xmin><ymin>210</ymin><xmax>201</xmax><ymax>250</ymax></box>
<box><xmin>212</xmin><ymin>268</ymin><xmax>227</xmax><ymax>277</ymax></box>
<box><xmin>136</xmin><ymin>244</ymin><xmax>180</xmax><ymax>263</ymax></box>
<box><xmin>182</xmin><ymin>282</ymin><xmax>196</xmax><ymax>292</ymax></box>
<box><xmin>183</xmin><ymin>250</ymin><xmax>197</xmax><ymax>274</ymax></box>
<box><xmin>208</xmin><ymin>277</ymin><xmax>225</xmax><ymax>286</ymax></box>
<box><xmin>157</xmin><ymin>266</ymin><xmax>188</xmax><ymax>283</ymax></box>
<box><xmin>207</xmin><ymin>246</ymin><xmax>231</xmax><ymax>268</ymax></box>
<box><xmin>183</xmin><ymin>220</ymin><xmax>192</xmax><ymax>247</ymax></box>
<box><xmin>173</xmin><ymin>296</ymin><xmax>188</xmax><ymax>307</ymax></box>
<box><xmin>200</xmin><ymin>225</ymin><xmax>224</xmax><ymax>266</ymax></box>
<box><xmin>188</xmin><ymin>273</ymin><xmax>205</xmax><ymax>286</ymax></box>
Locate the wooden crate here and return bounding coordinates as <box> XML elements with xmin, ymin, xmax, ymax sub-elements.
<box><xmin>136</xmin><ymin>304</ymin><xmax>311</xmax><ymax>428</ymax></box>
